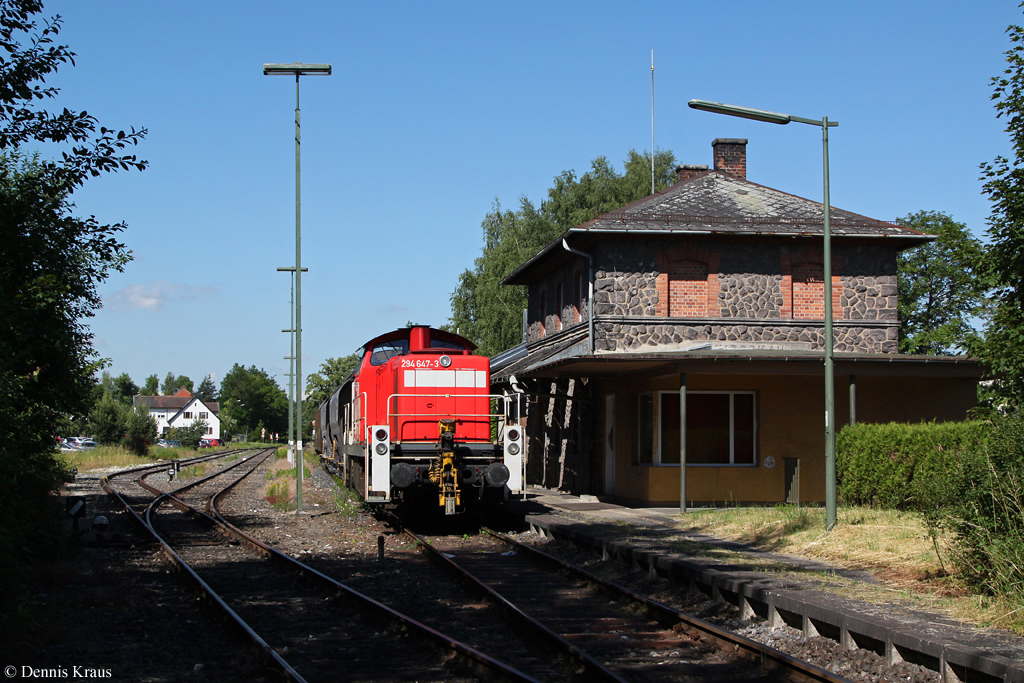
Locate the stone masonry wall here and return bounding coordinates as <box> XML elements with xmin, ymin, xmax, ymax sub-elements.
<box><xmin>594</xmin><ymin>321</ymin><xmax>898</xmax><ymax>354</ymax></box>
<box><xmin>526</xmin><ymin>239</ymin><xmax>900</xmax><ymax>353</ymax></box>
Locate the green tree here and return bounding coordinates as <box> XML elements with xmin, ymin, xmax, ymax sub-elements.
<box><xmin>448</xmin><ymin>149</ymin><xmax>676</xmax><ymax>356</ymax></box>
<box><xmin>160</xmin><ymin>372</ymin><xmax>192</xmax><ymax>395</ymax></box>
<box><xmin>87</xmin><ymin>392</ymin><xmax>128</xmax><ymax>445</ymax></box>
<box><xmin>142</xmin><ymin>373</ymin><xmax>159</xmax><ymax>395</ymax></box>
<box><xmin>0</xmin><ymin>0</ymin><xmax>147</xmax><ymax>594</ymax></box>
<box><xmin>303</xmin><ymin>354</ymin><xmax>359</xmax><ymax>439</ymax></box>
<box><xmin>111</xmin><ymin>372</ymin><xmax>138</xmax><ymax>406</ymax></box>
<box><xmin>195</xmin><ymin>374</ymin><xmax>217</xmax><ymax>401</ymax></box>
<box><xmin>896</xmin><ymin>211</ymin><xmax>989</xmax><ymax>355</ymax></box>
<box><xmin>219</xmin><ymin>364</ymin><xmax>287</xmax><ymax>436</ymax></box>
<box><xmin>979</xmin><ymin>12</ymin><xmax>1024</xmax><ymax>407</ymax></box>
<box><xmin>123</xmin><ymin>404</ymin><xmax>157</xmax><ymax>455</ymax></box>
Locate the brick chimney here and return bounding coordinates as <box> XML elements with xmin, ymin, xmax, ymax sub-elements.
<box><xmin>712</xmin><ymin>138</ymin><xmax>747</xmax><ymax>179</ymax></box>
<box><xmin>674</xmin><ymin>164</ymin><xmax>708</xmax><ymax>182</ymax></box>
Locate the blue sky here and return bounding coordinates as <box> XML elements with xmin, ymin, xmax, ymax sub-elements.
<box><xmin>44</xmin><ymin>0</ymin><xmax>1020</xmax><ymax>392</ymax></box>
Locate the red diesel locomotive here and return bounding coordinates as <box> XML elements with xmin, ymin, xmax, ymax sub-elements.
<box><xmin>314</xmin><ymin>326</ymin><xmax>523</xmax><ymax>515</ymax></box>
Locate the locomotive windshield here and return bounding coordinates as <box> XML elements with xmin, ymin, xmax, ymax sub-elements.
<box><xmin>430</xmin><ymin>339</ymin><xmax>466</xmax><ymax>351</ymax></box>
<box><xmin>369</xmin><ymin>339</ymin><xmax>409</xmax><ymax>365</ymax></box>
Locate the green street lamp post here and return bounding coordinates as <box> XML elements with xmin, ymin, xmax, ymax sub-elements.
<box><xmin>278</xmin><ymin>266</ymin><xmax>307</xmax><ymax>466</ymax></box>
<box><xmin>688</xmin><ymin>99</ymin><xmax>839</xmax><ymax>531</ymax></box>
<box><xmin>265</xmin><ymin>62</ymin><xmax>331</xmax><ymax>514</ymax></box>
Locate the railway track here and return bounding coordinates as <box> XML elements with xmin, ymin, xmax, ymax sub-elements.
<box><xmin>395</xmin><ymin>522</ymin><xmax>857</xmax><ymax>683</ymax></box>
<box><xmin>103</xmin><ymin>448</ymin><xmax>545</xmax><ymax>683</ymax></box>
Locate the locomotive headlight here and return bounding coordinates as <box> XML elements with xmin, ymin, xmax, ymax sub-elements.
<box><xmin>507</xmin><ymin>428</ymin><xmax>520</xmax><ymax>441</ymax></box>
<box><xmin>375</xmin><ymin>428</ymin><xmax>387</xmax><ymax>441</ymax></box>
<box><xmin>375</xmin><ymin>442</ymin><xmax>388</xmax><ymax>456</ymax></box>
<box><xmin>506</xmin><ymin>442</ymin><xmax>520</xmax><ymax>456</ymax></box>
<box><xmin>439</xmin><ymin>355</ymin><xmax>452</xmax><ymax>367</ymax></box>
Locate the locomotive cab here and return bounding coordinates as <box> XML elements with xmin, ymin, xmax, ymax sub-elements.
<box><xmin>327</xmin><ymin>325</ymin><xmax>521</xmax><ymax>516</ymax></box>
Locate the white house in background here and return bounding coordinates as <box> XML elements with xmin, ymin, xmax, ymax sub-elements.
<box><xmin>133</xmin><ymin>387</ymin><xmax>221</xmax><ymax>440</ymax></box>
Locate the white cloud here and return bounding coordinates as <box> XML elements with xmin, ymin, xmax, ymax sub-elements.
<box><xmin>106</xmin><ymin>281</ymin><xmax>217</xmax><ymax>312</ymax></box>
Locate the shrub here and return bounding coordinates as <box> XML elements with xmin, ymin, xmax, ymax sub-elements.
<box><xmin>87</xmin><ymin>392</ymin><xmax>128</xmax><ymax>445</ymax></box>
<box><xmin>941</xmin><ymin>415</ymin><xmax>1024</xmax><ymax>602</ymax></box>
<box><xmin>123</xmin><ymin>404</ymin><xmax>157</xmax><ymax>455</ymax></box>
<box><xmin>836</xmin><ymin>420</ymin><xmax>991</xmax><ymax>509</ymax></box>
<box><xmin>168</xmin><ymin>419</ymin><xmax>207</xmax><ymax>450</ymax></box>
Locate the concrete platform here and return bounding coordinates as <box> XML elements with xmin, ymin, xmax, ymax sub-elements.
<box><xmin>505</xmin><ymin>487</ymin><xmax>1024</xmax><ymax>683</ymax></box>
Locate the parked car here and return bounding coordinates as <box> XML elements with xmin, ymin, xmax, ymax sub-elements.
<box><xmin>157</xmin><ymin>439</ymin><xmax>180</xmax><ymax>448</ymax></box>
<box><xmin>60</xmin><ymin>437</ymin><xmax>97</xmax><ymax>451</ymax></box>
<box><xmin>199</xmin><ymin>438</ymin><xmax>224</xmax><ymax>449</ymax></box>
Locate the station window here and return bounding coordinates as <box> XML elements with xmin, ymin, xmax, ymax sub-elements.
<box><xmin>637</xmin><ymin>391</ymin><xmax>755</xmax><ymax>466</ymax></box>
<box><xmin>199</xmin><ymin>411</ymin><xmax>208</xmax><ymax>419</ymax></box>
<box><xmin>184</xmin><ymin>411</ymin><xmax>192</xmax><ymax>419</ymax></box>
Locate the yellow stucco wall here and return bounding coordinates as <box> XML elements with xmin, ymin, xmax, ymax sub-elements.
<box><xmin>608</xmin><ymin>372</ymin><xmax>977</xmax><ymax>506</ymax></box>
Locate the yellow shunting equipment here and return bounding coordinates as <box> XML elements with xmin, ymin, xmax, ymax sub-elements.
<box><xmin>429</xmin><ymin>419</ymin><xmax>461</xmax><ymax>515</ymax></box>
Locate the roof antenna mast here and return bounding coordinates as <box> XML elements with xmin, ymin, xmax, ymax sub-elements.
<box><xmin>651</xmin><ymin>49</ymin><xmax>655</xmax><ymax>195</ymax></box>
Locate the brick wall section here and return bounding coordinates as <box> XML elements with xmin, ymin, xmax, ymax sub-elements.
<box><xmin>668</xmin><ymin>261</ymin><xmax>708</xmax><ymax>316</ymax></box>
<box><xmin>781</xmin><ymin>248</ymin><xmax>843</xmax><ymax>321</ymax></box>
<box><xmin>674</xmin><ymin>164</ymin><xmax>709</xmax><ymax>182</ymax></box>
<box><xmin>712</xmin><ymin>138</ymin><xmax>747</xmax><ymax>179</ymax></box>
<box><xmin>655</xmin><ymin>246</ymin><xmax>721</xmax><ymax>317</ymax></box>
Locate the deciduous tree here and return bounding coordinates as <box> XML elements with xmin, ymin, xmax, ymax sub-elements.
<box><xmin>219</xmin><ymin>364</ymin><xmax>287</xmax><ymax>436</ymax></box>
<box><xmin>142</xmin><ymin>373</ymin><xmax>159</xmax><ymax>396</ymax></box>
<box><xmin>111</xmin><ymin>372</ymin><xmax>138</xmax><ymax>406</ymax></box>
<box><xmin>0</xmin><ymin>0</ymin><xmax>147</xmax><ymax>591</ymax></box>
<box><xmin>303</xmin><ymin>354</ymin><xmax>358</xmax><ymax>438</ymax></box>
<box><xmin>448</xmin><ymin>149</ymin><xmax>676</xmax><ymax>356</ymax></box>
<box><xmin>979</xmin><ymin>12</ymin><xmax>1024</xmax><ymax>407</ymax></box>
<box><xmin>896</xmin><ymin>211</ymin><xmax>989</xmax><ymax>355</ymax></box>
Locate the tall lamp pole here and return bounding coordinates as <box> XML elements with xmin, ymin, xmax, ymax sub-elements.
<box><xmin>688</xmin><ymin>99</ymin><xmax>839</xmax><ymax>531</ymax></box>
<box><xmin>278</xmin><ymin>266</ymin><xmax>307</xmax><ymax>466</ymax></box>
<box><xmin>265</xmin><ymin>62</ymin><xmax>331</xmax><ymax>514</ymax></box>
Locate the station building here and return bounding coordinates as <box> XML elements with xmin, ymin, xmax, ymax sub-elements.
<box><xmin>491</xmin><ymin>138</ymin><xmax>981</xmax><ymax>507</ymax></box>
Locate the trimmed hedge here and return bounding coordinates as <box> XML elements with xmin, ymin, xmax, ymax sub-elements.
<box><xmin>836</xmin><ymin>420</ymin><xmax>992</xmax><ymax>510</ymax></box>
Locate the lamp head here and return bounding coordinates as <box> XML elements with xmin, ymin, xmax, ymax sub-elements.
<box><xmin>263</xmin><ymin>63</ymin><xmax>332</xmax><ymax>76</ymax></box>
<box><xmin>688</xmin><ymin>99</ymin><xmax>790</xmax><ymax>125</ymax></box>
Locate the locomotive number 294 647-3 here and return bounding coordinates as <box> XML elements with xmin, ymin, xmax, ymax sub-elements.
<box><xmin>400</xmin><ymin>358</ymin><xmax>447</xmax><ymax>368</ymax></box>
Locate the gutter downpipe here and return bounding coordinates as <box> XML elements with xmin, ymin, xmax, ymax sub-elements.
<box><xmin>562</xmin><ymin>239</ymin><xmax>594</xmax><ymax>353</ymax></box>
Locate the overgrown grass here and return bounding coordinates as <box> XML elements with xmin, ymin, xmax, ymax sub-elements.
<box><xmin>61</xmin><ymin>445</ymin><xmax>162</xmax><ymax>470</ymax></box>
<box><xmin>265</xmin><ymin>481</ymin><xmax>291</xmax><ymax>510</ymax></box>
<box><xmin>674</xmin><ymin>504</ymin><xmax>1024</xmax><ymax>634</ymax></box>
<box><xmin>273</xmin><ymin>465</ymin><xmax>312</xmax><ymax>480</ymax></box>
<box><xmin>333</xmin><ymin>483</ymin><xmax>362</xmax><ymax>517</ymax></box>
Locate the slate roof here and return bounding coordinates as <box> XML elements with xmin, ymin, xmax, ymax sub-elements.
<box><xmin>504</xmin><ymin>169</ymin><xmax>929</xmax><ymax>285</ymax></box>
<box><xmin>134</xmin><ymin>395</ymin><xmax>220</xmax><ymax>413</ymax></box>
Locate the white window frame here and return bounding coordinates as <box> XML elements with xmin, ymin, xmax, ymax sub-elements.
<box><xmin>637</xmin><ymin>390</ymin><xmax>757</xmax><ymax>467</ymax></box>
